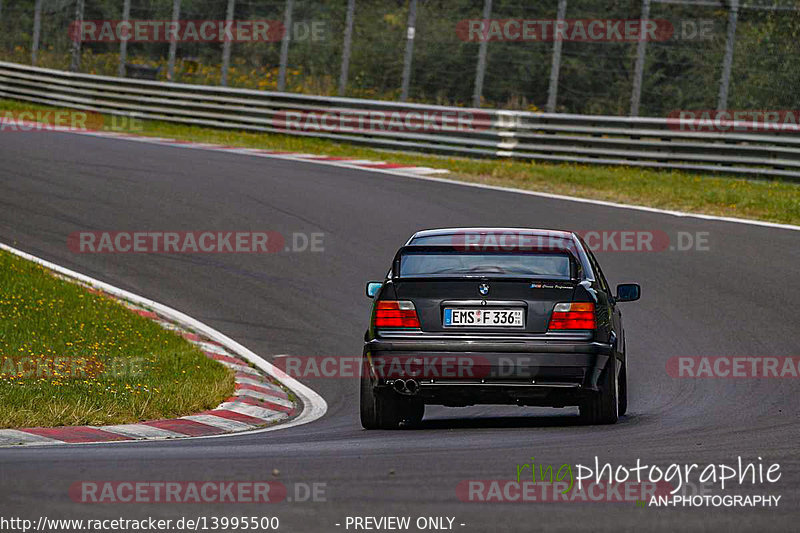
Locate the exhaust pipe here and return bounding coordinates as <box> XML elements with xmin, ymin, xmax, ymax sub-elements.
<box><xmin>391</xmin><ymin>379</ymin><xmax>419</xmax><ymax>395</ymax></box>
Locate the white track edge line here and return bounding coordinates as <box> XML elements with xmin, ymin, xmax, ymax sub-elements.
<box><xmin>0</xmin><ymin>241</ymin><xmax>328</xmax><ymax>447</ymax></box>
<box><xmin>62</xmin><ymin>128</ymin><xmax>800</xmax><ymax>232</ymax></box>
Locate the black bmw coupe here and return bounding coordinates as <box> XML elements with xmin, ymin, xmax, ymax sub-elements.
<box><xmin>361</xmin><ymin>228</ymin><xmax>640</xmax><ymax>429</ymax></box>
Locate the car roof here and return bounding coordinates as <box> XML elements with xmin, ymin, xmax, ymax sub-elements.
<box><xmin>408</xmin><ymin>227</ymin><xmax>576</xmax><ymax>242</ymax></box>
<box><xmin>403</xmin><ymin>228</ymin><xmax>594</xmax><ymax>281</ymax></box>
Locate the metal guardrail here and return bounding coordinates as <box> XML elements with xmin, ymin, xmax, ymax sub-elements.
<box><xmin>1</xmin><ymin>61</ymin><xmax>798</xmax><ymax>180</ymax></box>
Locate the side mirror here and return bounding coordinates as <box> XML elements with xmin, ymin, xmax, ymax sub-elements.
<box><xmin>366</xmin><ymin>281</ymin><xmax>382</xmax><ymax>298</ymax></box>
<box><xmin>615</xmin><ymin>283</ymin><xmax>640</xmax><ymax>302</ymax></box>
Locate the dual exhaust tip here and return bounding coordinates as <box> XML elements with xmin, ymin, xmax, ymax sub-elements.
<box><xmin>392</xmin><ymin>378</ymin><xmax>420</xmax><ymax>395</ymax></box>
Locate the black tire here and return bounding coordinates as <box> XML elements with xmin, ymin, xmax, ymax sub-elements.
<box><xmin>579</xmin><ymin>358</ymin><xmax>619</xmax><ymax>425</ymax></box>
<box><xmin>402</xmin><ymin>398</ymin><xmax>425</xmax><ymax>426</ymax></box>
<box><xmin>360</xmin><ymin>371</ymin><xmax>381</xmax><ymax>429</ymax></box>
<box><xmin>360</xmin><ymin>374</ymin><xmax>423</xmax><ymax>429</ymax></box>
<box><xmin>618</xmin><ymin>363</ymin><xmax>628</xmax><ymax>417</ymax></box>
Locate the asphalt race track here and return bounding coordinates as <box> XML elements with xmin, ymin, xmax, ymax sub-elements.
<box><xmin>0</xmin><ymin>130</ymin><xmax>798</xmax><ymax>532</ymax></box>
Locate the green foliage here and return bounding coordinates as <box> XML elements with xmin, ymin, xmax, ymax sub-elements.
<box><xmin>0</xmin><ymin>0</ymin><xmax>797</xmax><ymax>113</ymax></box>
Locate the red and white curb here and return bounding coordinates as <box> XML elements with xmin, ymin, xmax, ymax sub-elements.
<box><xmin>93</xmin><ymin>132</ymin><xmax>450</xmax><ymax>176</ymax></box>
<box><xmin>0</xmin><ymin>242</ymin><xmax>327</xmax><ymax>447</ymax></box>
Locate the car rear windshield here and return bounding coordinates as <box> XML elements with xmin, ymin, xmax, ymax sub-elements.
<box><xmin>398</xmin><ymin>251</ymin><xmax>572</xmax><ymax>278</ymax></box>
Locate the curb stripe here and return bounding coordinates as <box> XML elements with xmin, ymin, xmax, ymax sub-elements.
<box><xmin>208</xmin><ymin>352</ymin><xmax>245</xmax><ymax>365</ymax></box>
<box><xmin>180</xmin><ymin>414</ymin><xmax>253</xmax><ymax>432</ymax></box>
<box><xmin>20</xmin><ymin>427</ymin><xmax>133</xmax><ymax>443</ymax></box>
<box><xmin>200</xmin><ymin>409</ymin><xmax>273</xmax><ymax>425</ymax></box>
<box><xmin>142</xmin><ymin>419</ymin><xmax>226</xmax><ymax>437</ymax></box>
<box><xmin>235</xmin><ymin>388</ymin><xmax>294</xmax><ymax>406</ymax></box>
<box><xmin>220</xmin><ymin>362</ymin><xmax>261</xmax><ymax>375</ymax></box>
<box><xmin>236</xmin><ymin>382</ymin><xmax>289</xmax><ymax>399</ymax></box>
<box><xmin>196</xmin><ymin>341</ymin><xmax>229</xmax><ymax>354</ymax></box>
<box><xmin>234</xmin><ymin>373</ymin><xmax>275</xmax><ymax>385</ymax></box>
<box><xmin>227</xmin><ymin>396</ymin><xmax>295</xmax><ymax>414</ymax></box>
<box><xmin>0</xmin><ymin>429</ymin><xmax>60</xmax><ymax>445</ymax></box>
<box><xmin>216</xmin><ymin>402</ymin><xmax>289</xmax><ymax>420</ymax></box>
<box><xmin>99</xmin><ymin>424</ymin><xmax>185</xmax><ymax>440</ymax></box>
<box><xmin>182</xmin><ymin>332</ymin><xmax>223</xmax><ymax>346</ymax></box>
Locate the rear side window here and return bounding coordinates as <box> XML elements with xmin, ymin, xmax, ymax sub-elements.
<box><xmin>399</xmin><ymin>252</ymin><xmax>572</xmax><ymax>278</ymax></box>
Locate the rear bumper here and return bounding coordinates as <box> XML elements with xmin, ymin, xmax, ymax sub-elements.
<box><xmin>364</xmin><ymin>337</ymin><xmax>613</xmax><ymax>406</ymax></box>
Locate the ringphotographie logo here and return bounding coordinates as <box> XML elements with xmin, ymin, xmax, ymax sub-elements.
<box><xmin>460</xmin><ymin>456</ymin><xmax>782</xmax><ymax>507</ymax></box>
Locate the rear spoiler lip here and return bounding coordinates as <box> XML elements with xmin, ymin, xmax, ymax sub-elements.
<box><xmin>391</xmin><ymin>244</ymin><xmax>583</xmax><ymax>281</ymax></box>
<box><xmin>391</xmin><ymin>276</ymin><xmax>578</xmax><ymax>284</ymax></box>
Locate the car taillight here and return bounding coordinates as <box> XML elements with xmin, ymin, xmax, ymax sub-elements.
<box><xmin>374</xmin><ymin>300</ymin><xmax>420</xmax><ymax>328</ymax></box>
<box><xmin>548</xmin><ymin>302</ymin><xmax>596</xmax><ymax>330</ymax></box>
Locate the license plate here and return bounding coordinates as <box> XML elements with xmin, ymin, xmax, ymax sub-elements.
<box><xmin>443</xmin><ymin>308</ymin><xmax>524</xmax><ymax>327</ymax></box>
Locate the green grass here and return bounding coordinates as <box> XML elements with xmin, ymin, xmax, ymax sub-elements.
<box><xmin>1</xmin><ymin>98</ymin><xmax>798</xmax><ymax>225</ymax></box>
<box><xmin>0</xmin><ymin>249</ymin><xmax>235</xmax><ymax>428</ymax></box>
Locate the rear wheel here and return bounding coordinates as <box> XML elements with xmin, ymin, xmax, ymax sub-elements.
<box><xmin>618</xmin><ymin>363</ymin><xmax>628</xmax><ymax>416</ymax></box>
<box><xmin>359</xmin><ymin>372</ymin><xmax>381</xmax><ymax>429</ymax></box>
<box><xmin>360</xmin><ymin>374</ymin><xmax>424</xmax><ymax>429</ymax></box>
<box><xmin>402</xmin><ymin>398</ymin><xmax>425</xmax><ymax>426</ymax></box>
<box><xmin>579</xmin><ymin>358</ymin><xmax>619</xmax><ymax>425</ymax></box>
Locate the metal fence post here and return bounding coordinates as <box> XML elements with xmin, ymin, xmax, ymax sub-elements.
<box><xmin>546</xmin><ymin>0</ymin><xmax>567</xmax><ymax>113</ymax></box>
<box><xmin>118</xmin><ymin>0</ymin><xmax>131</xmax><ymax>77</ymax></box>
<box><xmin>629</xmin><ymin>0</ymin><xmax>651</xmax><ymax>116</ymax></box>
<box><xmin>220</xmin><ymin>0</ymin><xmax>236</xmax><ymax>86</ymax></box>
<box><xmin>69</xmin><ymin>0</ymin><xmax>85</xmax><ymax>72</ymax></box>
<box><xmin>31</xmin><ymin>0</ymin><xmax>43</xmax><ymax>65</ymax></box>
<box><xmin>167</xmin><ymin>0</ymin><xmax>182</xmax><ymax>81</ymax></box>
<box><xmin>472</xmin><ymin>0</ymin><xmax>492</xmax><ymax>108</ymax></box>
<box><xmin>400</xmin><ymin>0</ymin><xmax>417</xmax><ymax>102</ymax></box>
<box><xmin>338</xmin><ymin>0</ymin><xmax>356</xmax><ymax>96</ymax></box>
<box><xmin>277</xmin><ymin>0</ymin><xmax>294</xmax><ymax>91</ymax></box>
<box><xmin>717</xmin><ymin>0</ymin><xmax>739</xmax><ymax>112</ymax></box>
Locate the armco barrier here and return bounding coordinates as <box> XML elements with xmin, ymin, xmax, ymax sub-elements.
<box><xmin>1</xmin><ymin>61</ymin><xmax>798</xmax><ymax>180</ymax></box>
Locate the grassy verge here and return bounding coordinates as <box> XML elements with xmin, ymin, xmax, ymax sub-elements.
<box><xmin>0</xmin><ymin>249</ymin><xmax>235</xmax><ymax>428</ymax></box>
<box><xmin>1</xmin><ymin>98</ymin><xmax>798</xmax><ymax>226</ymax></box>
